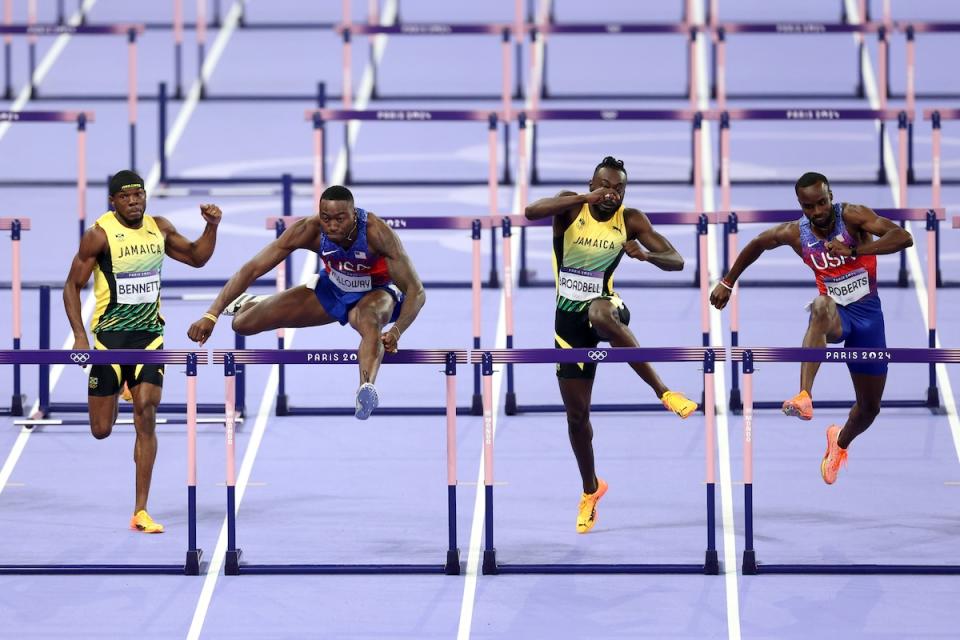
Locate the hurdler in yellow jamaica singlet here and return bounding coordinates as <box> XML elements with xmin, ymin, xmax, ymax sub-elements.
<box><xmin>553</xmin><ymin>203</ymin><xmax>627</xmax><ymax>312</ymax></box>
<box><xmin>91</xmin><ymin>211</ymin><xmax>165</xmax><ymax>334</ymax></box>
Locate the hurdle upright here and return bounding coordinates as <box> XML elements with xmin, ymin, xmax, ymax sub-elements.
<box><xmin>0</xmin><ymin>217</ymin><xmax>29</xmax><ymax>416</ymax></box>
<box><xmin>0</xmin><ymin>349</ymin><xmax>206</xmax><ymax>575</ymax></box>
<box><xmin>737</xmin><ymin>346</ymin><xmax>960</xmax><ymax>575</ymax></box>
<box><xmin>479</xmin><ymin>347</ymin><xmax>720</xmax><ymax>575</ymax></box>
<box><xmin>217</xmin><ymin>348</ymin><xmax>467</xmax><ymax>576</ymax></box>
<box><xmin>924</xmin><ymin>109</ymin><xmax>960</xmax><ymax>288</ymax></box>
<box><xmin>0</xmin><ymin>110</ymin><xmax>93</xmax><ymax>241</ymax></box>
<box><xmin>722</xmin><ymin>207</ymin><xmax>944</xmax><ymax>413</ymax></box>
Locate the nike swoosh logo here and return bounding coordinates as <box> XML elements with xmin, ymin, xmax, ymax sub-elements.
<box><xmin>321</xmin><ymin>250</ymin><xmax>338</xmax><ymax>256</ymax></box>
<box><xmin>807</xmin><ymin>242</ymin><xmax>819</xmax><ymax>247</ymax></box>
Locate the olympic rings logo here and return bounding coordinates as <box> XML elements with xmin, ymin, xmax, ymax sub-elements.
<box><xmin>70</xmin><ymin>352</ymin><xmax>90</xmax><ymax>364</ymax></box>
<box><xmin>587</xmin><ymin>350</ymin><xmax>608</xmax><ymax>361</ymax></box>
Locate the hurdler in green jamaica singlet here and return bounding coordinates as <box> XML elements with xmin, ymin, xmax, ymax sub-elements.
<box><xmin>552</xmin><ymin>203</ymin><xmax>627</xmax><ymax>312</ymax></box>
<box><xmin>91</xmin><ymin>211</ymin><xmax>165</xmax><ymax>334</ymax></box>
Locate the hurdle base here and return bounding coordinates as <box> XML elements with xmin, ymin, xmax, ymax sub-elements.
<box><xmin>482</xmin><ymin>549</ymin><xmax>498</xmax><ymax>575</ymax></box>
<box><xmin>728</xmin><ymin>388</ymin><xmax>742</xmax><ymax>414</ymax></box>
<box><xmin>445</xmin><ymin>549</ymin><xmax>461</xmax><ymax>576</ymax></box>
<box><xmin>44</xmin><ymin>401</ymin><xmax>229</xmax><ymax>415</ymax></box>
<box><xmin>735</xmin><ymin>398</ymin><xmax>940</xmax><ymax>415</ymax></box>
<box><xmin>505</xmin><ymin>392</ymin><xmax>517</xmax><ymax>416</ymax></box>
<box><xmin>0</xmin><ymin>564</ymin><xmax>187</xmax><ymax>575</ymax></box>
<box><xmin>753</xmin><ymin>563</ymin><xmax>960</xmax><ymax>575</ymax></box>
<box><xmin>471</xmin><ymin>393</ymin><xmax>483</xmax><ymax>416</ymax></box>
<box><xmin>927</xmin><ymin>386</ymin><xmax>941</xmax><ymax>411</ymax></box>
<box><xmin>184</xmin><ymin>548</ymin><xmax>203</xmax><ymax>576</ymax></box>
<box><xmin>225</xmin><ymin>549</ymin><xmax>243</xmax><ymax>576</ymax></box>
<box><xmin>742</xmin><ymin>550</ymin><xmax>757</xmax><ymax>575</ymax></box>
<box><xmin>9</xmin><ymin>394</ymin><xmax>24</xmax><ymax>417</ymax></box>
<box><xmin>280</xmin><ymin>405</ymin><xmax>477</xmax><ymax>417</ymax></box>
<box><xmin>704</xmin><ymin>549</ymin><xmax>719</xmax><ymax>575</ymax></box>
<box><xmin>514</xmin><ymin>402</ymin><xmax>673</xmax><ymax>414</ymax></box>
<box><xmin>275</xmin><ymin>394</ymin><xmax>289</xmax><ymax>416</ymax></box>
<box><xmin>232</xmin><ymin>563</ymin><xmax>453</xmax><ymax>575</ymax></box>
<box><xmin>494</xmin><ymin>563</ymin><xmax>711</xmax><ymax>574</ymax></box>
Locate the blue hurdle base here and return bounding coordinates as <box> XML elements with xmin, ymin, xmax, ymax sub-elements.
<box><xmin>0</xmin><ymin>394</ymin><xmax>25</xmax><ymax>416</ymax></box>
<box><xmin>729</xmin><ymin>398</ymin><xmax>942</xmax><ymax>415</ymax></box>
<box><xmin>745</xmin><ymin>560</ymin><xmax>960</xmax><ymax>575</ymax></box>
<box><xmin>277</xmin><ymin>405</ymin><xmax>477</xmax><ymax>417</ymax></box>
<box><xmin>511</xmin><ymin>402</ymin><xmax>703</xmax><ymax>415</ymax></box>
<box><xmin>482</xmin><ymin>547</ymin><xmax>714</xmax><ymax>575</ymax></box>
<box><xmin>232</xmin><ymin>563</ymin><xmax>455</xmax><ymax>575</ymax></box>
<box><xmin>43</xmin><ymin>402</ymin><xmax>236</xmax><ymax>416</ymax></box>
<box><xmin>0</xmin><ymin>563</ymin><xmax>191</xmax><ymax>575</ymax></box>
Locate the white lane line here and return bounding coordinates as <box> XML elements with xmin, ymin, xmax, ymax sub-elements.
<box><xmin>845</xmin><ymin>0</ymin><xmax>960</xmax><ymax>461</ymax></box>
<box><xmin>693</xmin><ymin>1</ymin><xmax>742</xmax><ymax>637</ymax></box>
<box><xmin>185</xmin><ymin>3</ymin><xmax>399</xmax><ymax>639</ymax></box>
<box><xmin>0</xmin><ymin>0</ymin><xmax>99</xmax><ymax>499</ymax></box>
<box><xmin>456</xmin><ymin>0</ymin><xmax>550</xmax><ymax>636</ymax></box>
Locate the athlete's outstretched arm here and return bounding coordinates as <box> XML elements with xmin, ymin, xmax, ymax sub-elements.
<box><xmin>187</xmin><ymin>219</ymin><xmax>318</xmax><ymax>344</ymax></box>
<box><xmin>63</xmin><ymin>226</ymin><xmax>108</xmax><ymax>350</ymax></box>
<box><xmin>710</xmin><ymin>222</ymin><xmax>797</xmax><ymax>310</ymax></box>
<box><xmin>826</xmin><ymin>204</ymin><xmax>913</xmax><ymax>257</ymax></box>
<box><xmin>154</xmin><ymin>204</ymin><xmax>222</xmax><ymax>267</ymax></box>
<box><xmin>367</xmin><ymin>215</ymin><xmax>425</xmax><ymax>350</ymax></box>
<box><xmin>623</xmin><ymin>209</ymin><xmax>684</xmax><ymax>271</ymax></box>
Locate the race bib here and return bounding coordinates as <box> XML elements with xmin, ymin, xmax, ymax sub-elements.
<box><xmin>558</xmin><ymin>267</ymin><xmax>604</xmax><ymax>302</ymax></box>
<box><xmin>329</xmin><ymin>268</ymin><xmax>372</xmax><ymax>292</ymax></box>
<box><xmin>116</xmin><ymin>270</ymin><xmax>160</xmax><ymax>304</ymax></box>
<box><xmin>824</xmin><ymin>269</ymin><xmax>869</xmax><ymax>306</ymax></box>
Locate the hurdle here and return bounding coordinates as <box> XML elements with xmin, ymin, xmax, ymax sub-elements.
<box><xmin>479</xmin><ymin>347</ymin><xmax>719</xmax><ymax>575</ymax></box>
<box><xmin>0</xmin><ymin>349</ymin><xmax>205</xmax><ymax>575</ymax></box>
<box><xmin>264</xmin><ymin>214</ymin><xmax>490</xmax><ymax>417</ymax></box>
<box><xmin>711</xmin><ymin>109</ymin><xmax>912</xmax><ymax>205</ymax></box>
<box><xmin>723</xmin><ymin>208</ymin><xmax>944</xmax><ymax>414</ymax></box>
<box><xmin>892</xmin><ymin>21</ymin><xmax>960</xmax><ymax>108</ymax></box>
<box><xmin>217</xmin><ymin>348</ymin><xmax>466</xmax><ymax>575</ymax></box>
<box><xmin>501</xmin><ymin>213</ymin><xmax>713</xmax><ymax>415</ymax></box>
<box><xmin>30</xmin><ymin>284</ymin><xmax>245</xmax><ymax>417</ymax></box>
<box><xmin>0</xmin><ymin>217</ymin><xmax>28</xmax><ymax>416</ymax></box>
<box><xmin>0</xmin><ymin>20</ymin><xmax>142</xmax><ymax>169</ymax></box>
<box><xmin>923</xmin><ymin>109</ymin><xmax>960</xmax><ymax>288</ymax></box>
<box><xmin>736</xmin><ymin>346</ymin><xmax>960</xmax><ymax>575</ymax></box>
<box><xmin>712</xmin><ymin>21</ymin><xmax>885</xmax><ymax>106</ymax></box>
<box><xmin>526</xmin><ymin>21</ymin><xmax>698</xmax><ymax>104</ymax></box>
<box><xmin>0</xmin><ymin>111</ymin><xmax>92</xmax><ymax>239</ymax></box>
<box><xmin>306</xmin><ymin>108</ymin><xmax>506</xmax><ymax>193</ymax></box>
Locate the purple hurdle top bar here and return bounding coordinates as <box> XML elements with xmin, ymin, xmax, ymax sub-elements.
<box><xmin>0</xmin><ymin>349</ymin><xmax>207</xmax><ymax>365</ymax></box>
<box><xmin>529</xmin><ymin>23</ymin><xmax>693</xmax><ymax>34</ymax></box>
<box><xmin>216</xmin><ymin>348</ymin><xmax>467</xmax><ymax>575</ymax></box>
<box><xmin>708</xmin><ymin>109</ymin><xmax>911</xmax><ymax>211</ymax></box>
<box><xmin>736</xmin><ymin>344</ymin><xmax>960</xmax><ymax>575</ymax></box>
<box><xmin>480</xmin><ymin>347</ymin><xmax>720</xmax><ymax>575</ymax></box>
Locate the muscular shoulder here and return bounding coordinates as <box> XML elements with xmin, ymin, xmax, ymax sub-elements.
<box><xmin>769</xmin><ymin>221</ymin><xmax>801</xmax><ymax>248</ymax></box>
<box><xmin>78</xmin><ymin>223</ymin><xmax>108</xmax><ymax>258</ymax></box>
<box><xmin>365</xmin><ymin>212</ymin><xmax>402</xmax><ymax>256</ymax></box>
<box><xmin>840</xmin><ymin>202</ymin><xmax>875</xmax><ymax>226</ymax></box>
<box><xmin>279</xmin><ymin>216</ymin><xmax>320</xmax><ymax>249</ymax></box>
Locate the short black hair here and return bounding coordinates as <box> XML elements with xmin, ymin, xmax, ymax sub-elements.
<box><xmin>594</xmin><ymin>156</ymin><xmax>626</xmax><ymax>178</ymax></box>
<box><xmin>320</xmin><ymin>185</ymin><xmax>354</xmax><ymax>203</ymax></box>
<box><xmin>795</xmin><ymin>171</ymin><xmax>830</xmax><ymax>194</ymax></box>
<box><xmin>108</xmin><ymin>170</ymin><xmax>145</xmax><ymax>196</ymax></box>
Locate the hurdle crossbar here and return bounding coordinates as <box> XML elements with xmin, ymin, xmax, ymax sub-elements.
<box><xmin>724</xmin><ymin>208</ymin><xmax>944</xmax><ymax>413</ymax></box>
<box><xmin>479</xmin><ymin>347</ymin><xmax>720</xmax><ymax>575</ymax></box>
<box><xmin>0</xmin><ymin>349</ymin><xmax>206</xmax><ymax>575</ymax></box>
<box><xmin>0</xmin><ymin>218</ymin><xmax>28</xmax><ymax>415</ymax></box>
<box><xmin>736</xmin><ymin>346</ymin><xmax>960</xmax><ymax>575</ymax></box>
<box><xmin>215</xmin><ymin>349</ymin><xmax>467</xmax><ymax>575</ymax></box>
<box><xmin>0</xmin><ymin>111</ymin><xmax>92</xmax><ymax>239</ymax></box>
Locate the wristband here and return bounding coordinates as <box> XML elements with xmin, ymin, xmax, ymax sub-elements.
<box><xmin>202</xmin><ymin>312</ymin><xmax>219</xmax><ymax>324</ymax></box>
<box><xmin>389</xmin><ymin>325</ymin><xmax>402</xmax><ymax>340</ymax></box>
<box><xmin>718</xmin><ymin>278</ymin><xmax>735</xmax><ymax>291</ymax></box>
